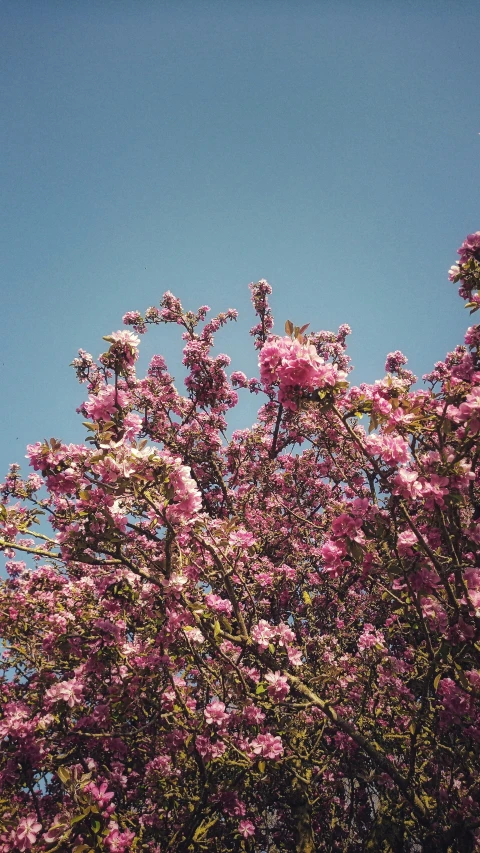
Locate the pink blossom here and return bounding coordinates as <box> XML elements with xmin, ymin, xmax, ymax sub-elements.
<box><xmin>438</xmin><ymin>678</ymin><xmax>471</xmax><ymax>720</ymax></box>
<box><xmin>265</xmin><ymin>671</ymin><xmax>290</xmax><ymax>701</ymax></box>
<box><xmin>287</xmin><ymin>646</ymin><xmax>303</xmax><ymax>667</ymax></box>
<box><xmin>204</xmin><ymin>701</ymin><xmax>229</xmax><ymax>726</ymax></box>
<box><xmin>230</xmin><ymin>528</ymin><xmax>255</xmax><ymax>547</ymax></box>
<box><xmin>421</xmin><ymin>597</ymin><xmax>448</xmax><ymax>633</ymax></box>
<box><xmin>205</xmin><ymin>593</ymin><xmax>233</xmax><ymax>616</ymax></box>
<box><xmin>364</xmin><ymin>434</ymin><xmax>410</xmax><ymax>466</ymax></box>
<box><xmin>350</xmin><ymin>497</ymin><xmax>370</xmax><ymax>517</ymax></box>
<box><xmin>393</xmin><ymin>468</ymin><xmax>422</xmax><ymax>500</ymax></box>
<box><xmin>397</xmin><ymin>529</ymin><xmax>417</xmax><ymax>555</ymax></box>
<box><xmin>164</xmin><ymin>455</ymin><xmax>203</xmax><ymax>523</ymax></box>
<box><xmin>357</xmin><ymin>624</ymin><xmax>385</xmax><ymax>652</ymax></box>
<box><xmin>185</xmin><ymin>627</ymin><xmax>205</xmax><ymax>644</ymax></box>
<box><xmin>45</xmin><ymin>677</ymin><xmax>84</xmax><ymax>708</ymax></box>
<box><xmin>467</xmin><ymin>670</ymin><xmax>480</xmax><ymax>690</ymax></box>
<box><xmin>331</xmin><ymin>513</ymin><xmax>359</xmax><ymax>538</ymax></box>
<box><xmin>468</xmin><ymin>589</ymin><xmax>480</xmax><ymax>616</ymax></box>
<box><xmin>419</xmin><ymin>473</ymin><xmax>449</xmax><ymax>509</ymax></box>
<box><xmin>448</xmin><ymin>264</ymin><xmax>460</xmax><ymax>281</ymax></box>
<box><xmin>217</xmin><ymin>791</ymin><xmax>246</xmax><ymax>816</ymax></box>
<box><xmin>385</xmin><ymin>351</ymin><xmax>408</xmax><ymax>373</ymax></box>
<box><xmin>122</xmin><ymin>309</ymin><xmax>145</xmax><ymax>332</ymax></box>
<box><xmin>4</xmin><ymin>250</ymin><xmax>480</xmax><ymax>843</ymax></box>
<box><xmin>238</xmin><ymin>820</ymin><xmax>255</xmax><ymax>838</ymax></box>
<box><xmin>457</xmin><ymin>231</ymin><xmax>480</xmax><ymax>264</ymax></box>
<box><xmin>146</xmin><ymin>755</ymin><xmax>175</xmax><ymax>778</ymax></box>
<box><xmin>321</xmin><ymin>539</ymin><xmax>347</xmax><ymax>575</ymax></box>
<box><xmin>122</xmin><ymin>412</ymin><xmax>143</xmax><ymax>439</ymax></box>
<box><xmin>455</xmin><ymin>387</ymin><xmax>480</xmax><ymax>434</ymax></box>
<box><xmin>85</xmin><ymin>779</ymin><xmax>115</xmax><ymax>811</ymax></box>
<box><xmin>250</xmin><ymin>733</ymin><xmax>284</xmax><ymax>760</ymax></box>
<box><xmin>251</xmin><ymin>619</ymin><xmax>274</xmax><ymax>652</ymax></box>
<box><xmin>15</xmin><ymin>814</ymin><xmax>42</xmax><ymax>851</ymax></box>
<box><xmin>108</xmin><ymin>329</ymin><xmax>140</xmax><ymax>348</ymax></box>
<box><xmin>84</xmin><ymin>386</ymin><xmax>129</xmax><ymax>422</ymax></box>
<box><xmin>231</xmin><ymin>371</ymin><xmax>248</xmax><ymax>387</ymax></box>
<box><xmin>105</xmin><ymin>823</ymin><xmax>136</xmax><ymax>852</ymax></box>
<box><xmin>465</xmin><ymin>325</ymin><xmax>480</xmax><ymax>347</ymax></box>
<box><xmin>195</xmin><ymin>735</ymin><xmax>226</xmax><ymax>761</ymax></box>
<box><xmin>0</xmin><ymin>702</ymin><xmax>33</xmax><ymax>739</ymax></box>
<box><xmin>242</xmin><ymin>704</ymin><xmax>266</xmax><ymax>725</ymax></box>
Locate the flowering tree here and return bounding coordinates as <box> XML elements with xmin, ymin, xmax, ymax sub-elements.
<box><xmin>2</xmin><ymin>234</ymin><xmax>480</xmax><ymax>853</ymax></box>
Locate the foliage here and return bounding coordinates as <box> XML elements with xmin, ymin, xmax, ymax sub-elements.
<box><xmin>2</xmin><ymin>234</ymin><xmax>480</xmax><ymax>852</ymax></box>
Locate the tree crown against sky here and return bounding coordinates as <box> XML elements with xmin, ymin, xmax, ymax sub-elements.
<box><xmin>2</xmin><ymin>233</ymin><xmax>480</xmax><ymax>851</ymax></box>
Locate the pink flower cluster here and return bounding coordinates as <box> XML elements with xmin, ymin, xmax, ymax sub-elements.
<box><xmin>105</xmin><ymin>824</ymin><xmax>136</xmax><ymax>853</ymax></box>
<box><xmin>364</xmin><ymin>433</ymin><xmax>410</xmax><ymax>466</ymax></box>
<box><xmin>251</xmin><ymin>620</ymin><xmax>296</xmax><ymax>653</ymax></box>
<box><xmin>161</xmin><ymin>452</ymin><xmax>203</xmax><ymax>523</ymax></box>
<box><xmin>259</xmin><ymin>335</ymin><xmax>345</xmax><ymax>409</ymax></box>
<box><xmin>204</xmin><ymin>700</ymin><xmax>229</xmax><ymax>727</ymax></box>
<box><xmin>204</xmin><ymin>593</ymin><xmax>233</xmax><ymax>616</ymax></box>
<box><xmin>250</xmin><ymin>733</ymin><xmax>284</xmax><ymax>760</ymax></box>
<box><xmin>45</xmin><ymin>677</ymin><xmax>84</xmax><ymax>708</ymax></box>
<box><xmin>84</xmin><ymin>387</ymin><xmax>130</xmax><ymax>422</ymax></box>
<box><xmin>457</xmin><ymin>231</ymin><xmax>480</xmax><ymax>264</ymax></box>
<box><xmin>357</xmin><ymin>623</ymin><xmax>386</xmax><ymax>652</ymax></box>
<box><xmin>450</xmin><ymin>386</ymin><xmax>480</xmax><ymax>434</ymax></box>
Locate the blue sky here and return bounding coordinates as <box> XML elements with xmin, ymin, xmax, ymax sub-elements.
<box><xmin>1</xmin><ymin>0</ymin><xmax>479</xmax><ymax>480</ymax></box>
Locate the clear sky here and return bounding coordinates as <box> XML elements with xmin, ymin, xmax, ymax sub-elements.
<box><xmin>1</xmin><ymin>0</ymin><xmax>479</xmax><ymax>480</ymax></box>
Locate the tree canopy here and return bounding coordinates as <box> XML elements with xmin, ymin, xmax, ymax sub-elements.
<box><xmin>2</xmin><ymin>233</ymin><xmax>480</xmax><ymax>852</ymax></box>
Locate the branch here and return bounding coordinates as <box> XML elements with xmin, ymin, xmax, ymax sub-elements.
<box><xmin>270</xmin><ymin>403</ymin><xmax>284</xmax><ymax>459</ymax></box>
<box><xmin>285</xmin><ymin>672</ymin><xmax>428</xmax><ymax>822</ymax></box>
<box><xmin>0</xmin><ymin>539</ymin><xmax>61</xmax><ymax>560</ymax></box>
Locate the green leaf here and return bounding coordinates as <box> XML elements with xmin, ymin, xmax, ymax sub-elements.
<box><xmin>213</xmin><ymin>620</ymin><xmax>221</xmax><ymax>640</ymax></box>
<box><xmin>71</xmin><ymin>810</ymin><xmax>91</xmax><ymax>825</ymax></box>
<box><xmin>91</xmin><ymin>819</ymin><xmax>101</xmax><ymax>834</ymax></box>
<box><xmin>258</xmin><ymin>759</ymin><xmax>266</xmax><ymax>773</ymax></box>
<box><xmin>348</xmin><ymin>541</ymin><xmax>364</xmax><ymax>561</ymax></box>
<box><xmin>303</xmin><ymin>591</ymin><xmax>312</xmax><ymax>606</ymax></box>
<box><xmin>57</xmin><ymin>766</ymin><xmax>70</xmax><ymax>785</ymax></box>
<box><xmin>256</xmin><ymin>683</ymin><xmax>267</xmax><ymax>694</ymax></box>
<box><xmin>433</xmin><ymin>673</ymin><xmax>442</xmax><ymax>691</ymax></box>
